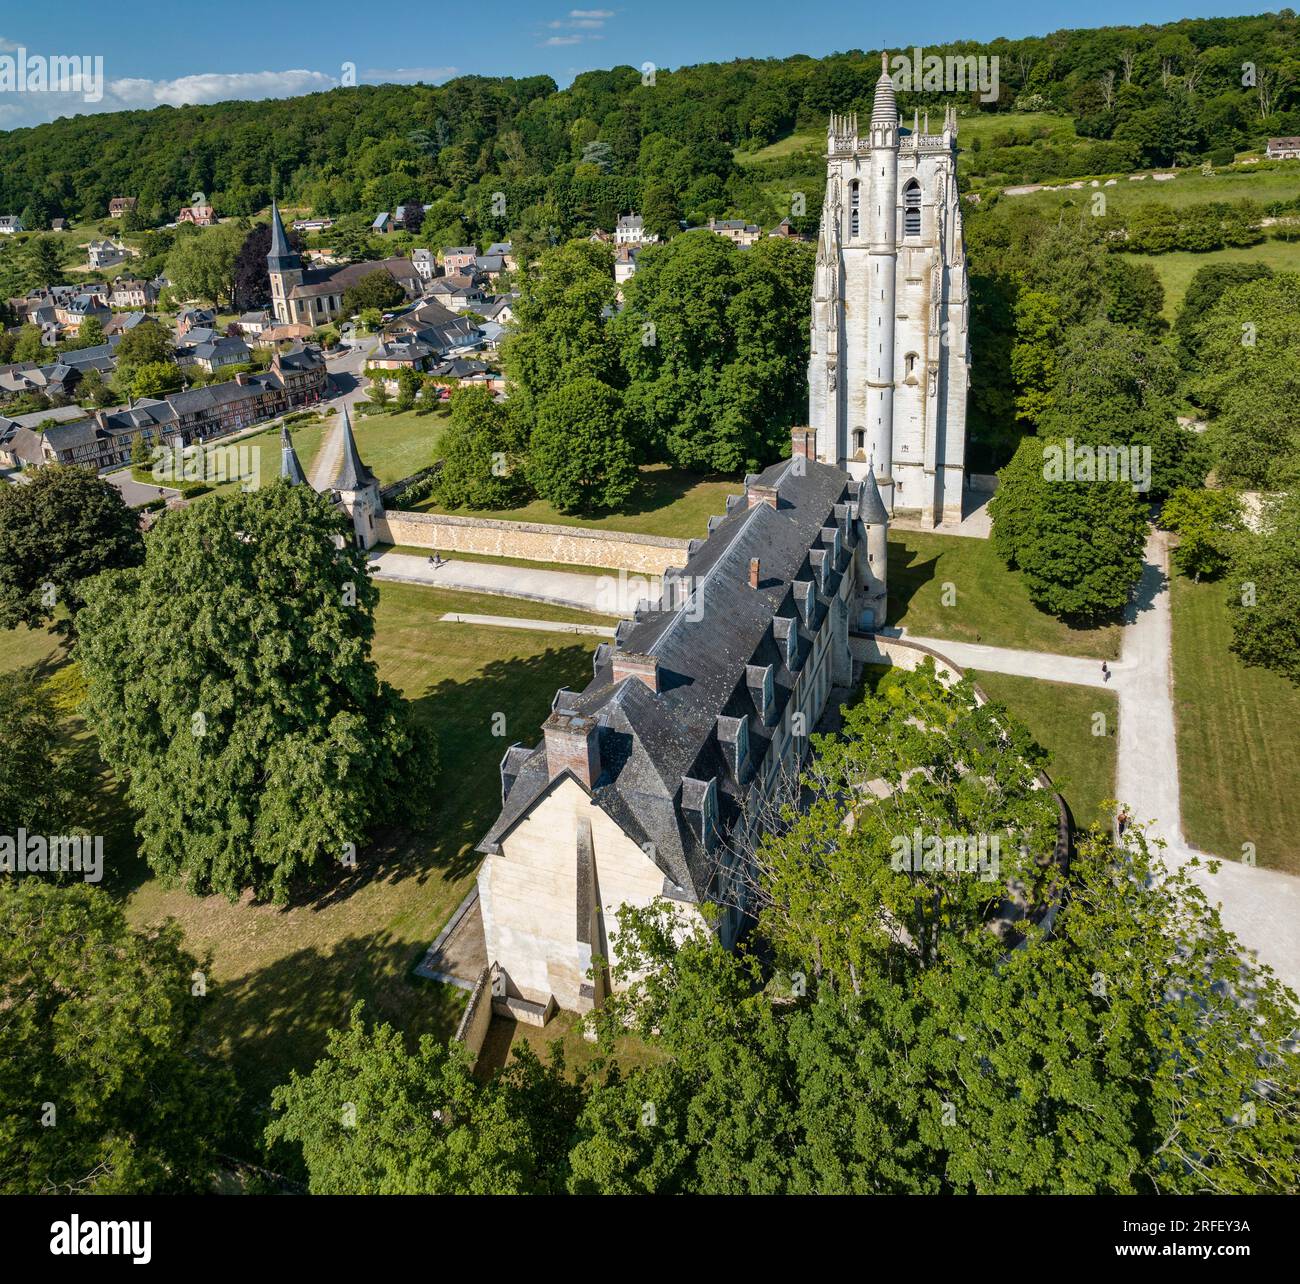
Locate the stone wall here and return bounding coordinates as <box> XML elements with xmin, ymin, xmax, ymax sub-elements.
<box><xmin>376</xmin><ymin>509</ymin><xmax>690</xmax><ymax>575</ymax></box>
<box><xmin>452</xmin><ymin>964</ymin><xmax>495</xmax><ymax>1067</ymax></box>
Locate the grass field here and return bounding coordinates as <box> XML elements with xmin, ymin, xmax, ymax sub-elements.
<box><xmin>887</xmin><ymin>530</ymin><xmax>1122</xmax><ymax>660</ymax></box>
<box><xmin>416</xmin><ymin>462</ymin><xmax>739</xmax><ymax>540</ymax></box>
<box><xmin>1120</xmin><ymin>238</ymin><xmax>1300</xmax><ymax>321</ymax></box>
<box><xmin>1170</xmin><ymin>574</ymin><xmax>1300</xmax><ymax>874</ymax></box>
<box><xmin>0</xmin><ymin>580</ymin><xmax>603</xmax><ymax>1157</ymax></box>
<box><xmin>354</xmin><ymin>406</ymin><xmax>450</xmax><ymax>486</ymax></box>
<box><xmin>969</xmin><ymin>670</ymin><xmax>1118</xmax><ymax>831</ymax></box>
<box><xmin>1002</xmin><ymin>164</ymin><xmax>1300</xmax><ymax>213</ymax></box>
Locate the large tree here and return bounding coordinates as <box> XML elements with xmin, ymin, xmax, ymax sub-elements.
<box><xmin>434</xmin><ymin>385</ymin><xmax>529</xmax><ymax>510</ymax></box>
<box><xmin>266</xmin><ymin>1003</ymin><xmax>577</xmax><ymax>1194</ymax></box>
<box><xmin>0</xmin><ymin>665</ymin><xmax>90</xmax><ymax>835</ymax></box>
<box><xmin>989</xmin><ymin>433</ymin><xmax>1148</xmax><ymax>620</ymax></box>
<box><xmin>0</xmin><ymin>881</ymin><xmax>234</xmax><ymax>1193</ymax></box>
<box><xmin>76</xmin><ymin>482</ymin><xmax>436</xmax><ymax>902</ymax></box>
<box><xmin>0</xmin><ymin>465</ymin><xmax>144</xmax><ymax>631</ymax></box>
<box><xmin>1227</xmin><ymin>490</ymin><xmax>1300</xmax><ymax>687</ymax></box>
<box><xmin>528</xmin><ymin>377</ymin><xmax>636</xmax><ymax>514</ymax></box>
<box><xmin>341</xmin><ymin>269</ymin><xmax>406</xmax><ymax>316</ymax></box>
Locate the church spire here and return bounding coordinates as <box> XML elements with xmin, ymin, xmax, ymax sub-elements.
<box><xmin>280</xmin><ymin>422</ymin><xmax>306</xmax><ymax>485</ymax></box>
<box><xmin>332</xmin><ymin>404</ymin><xmax>374</xmax><ymax>493</ymax></box>
<box><xmin>267</xmin><ymin>199</ymin><xmax>299</xmax><ymax>272</ymax></box>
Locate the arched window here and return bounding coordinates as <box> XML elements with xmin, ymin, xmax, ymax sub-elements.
<box><xmin>849</xmin><ymin>180</ymin><xmax>860</xmax><ymax>239</ymax></box>
<box><xmin>903</xmin><ymin>181</ymin><xmax>921</xmax><ymax>237</ymax></box>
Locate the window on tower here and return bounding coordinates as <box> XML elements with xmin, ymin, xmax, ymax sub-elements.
<box><xmin>903</xmin><ymin>180</ymin><xmax>921</xmax><ymax>237</ymax></box>
<box><xmin>850</xmin><ymin>180</ymin><xmax>860</xmax><ymax>238</ymax></box>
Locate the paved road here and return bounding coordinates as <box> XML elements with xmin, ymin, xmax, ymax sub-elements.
<box><xmin>368</xmin><ymin>550</ymin><xmax>622</xmax><ymax>614</ymax></box>
<box><xmin>896</xmin><ymin>530</ymin><xmax>1300</xmax><ymax>993</ymax></box>
<box><xmin>105</xmin><ymin>471</ymin><xmax>179</xmax><ymax>508</ymax></box>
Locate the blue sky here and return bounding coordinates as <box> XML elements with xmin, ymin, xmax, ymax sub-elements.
<box><xmin>0</xmin><ymin>1</ymin><xmax>1271</xmax><ymax>130</ymax></box>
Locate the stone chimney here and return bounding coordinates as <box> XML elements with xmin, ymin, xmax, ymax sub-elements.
<box><xmin>234</xmin><ymin>372</ymin><xmax>252</xmax><ymax>386</ymax></box>
<box><xmin>791</xmin><ymin>427</ymin><xmax>814</xmax><ymax>461</ymax></box>
<box><xmin>543</xmin><ymin>711</ymin><xmax>602</xmax><ymax>789</ymax></box>
<box><xmin>611</xmin><ymin>651</ymin><xmax>660</xmax><ymax>693</ymax></box>
<box><xmin>749</xmin><ymin>557</ymin><xmax>761</xmax><ymax>589</ymax></box>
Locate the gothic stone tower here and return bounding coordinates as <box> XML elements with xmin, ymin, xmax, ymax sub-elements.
<box><xmin>808</xmin><ymin>53</ymin><xmax>971</xmax><ymax>525</ymax></box>
<box><xmin>267</xmin><ymin>200</ymin><xmax>303</xmax><ymax>326</ymax></box>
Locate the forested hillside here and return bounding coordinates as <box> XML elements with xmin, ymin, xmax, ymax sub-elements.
<box><xmin>1</xmin><ymin>11</ymin><xmax>1298</xmax><ymax>248</ymax></box>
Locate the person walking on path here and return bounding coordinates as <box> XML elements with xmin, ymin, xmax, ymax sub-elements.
<box><xmin>1101</xmin><ymin>661</ymin><xmax>1110</xmax><ymax>683</ymax></box>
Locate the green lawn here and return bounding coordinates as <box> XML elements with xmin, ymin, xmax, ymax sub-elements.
<box><xmin>887</xmin><ymin>530</ymin><xmax>1122</xmax><ymax>660</ymax></box>
<box><xmin>1120</xmin><ymin>238</ymin><xmax>1300</xmax><ymax>321</ymax></box>
<box><xmin>353</xmin><ymin>406</ymin><xmax>450</xmax><ymax>486</ymax></box>
<box><xmin>415</xmin><ymin>461</ymin><xmax>739</xmax><ymax>541</ymax></box>
<box><xmin>969</xmin><ymin>670</ymin><xmax>1118</xmax><ymax>831</ymax></box>
<box><xmin>0</xmin><ymin>581</ymin><xmax>602</xmax><ymax>1158</ymax></box>
<box><xmin>1001</xmin><ymin>164</ymin><xmax>1300</xmax><ymax>213</ymax></box>
<box><xmin>140</xmin><ymin>417</ymin><xmax>332</xmax><ymax>500</ymax></box>
<box><xmin>1170</xmin><ymin>574</ymin><xmax>1300</xmax><ymax>874</ymax></box>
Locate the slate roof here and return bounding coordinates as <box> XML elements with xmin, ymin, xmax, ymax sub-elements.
<box><xmin>332</xmin><ymin>405</ymin><xmax>374</xmax><ymax>492</ymax></box>
<box><xmin>288</xmin><ymin>257</ymin><xmax>418</xmax><ymax>301</ymax></box>
<box><xmin>268</xmin><ymin>201</ymin><xmax>300</xmax><ymax>273</ymax></box>
<box><xmin>280</xmin><ymin>422</ymin><xmax>306</xmax><ymax>484</ymax></box>
<box><xmin>478</xmin><ymin>455</ymin><xmax>867</xmax><ymax>901</ymax></box>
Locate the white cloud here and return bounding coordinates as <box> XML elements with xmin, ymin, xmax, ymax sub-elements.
<box><xmin>106</xmin><ymin>68</ymin><xmax>336</xmax><ymax>108</ymax></box>
<box><xmin>540</xmin><ymin>6</ymin><xmax>614</xmax><ymax>44</ymax></box>
<box><xmin>0</xmin><ymin>65</ymin><xmax>354</xmax><ymax>129</ymax></box>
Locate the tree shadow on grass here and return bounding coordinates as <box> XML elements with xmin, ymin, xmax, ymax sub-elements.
<box><xmin>612</xmin><ymin>467</ymin><xmax>737</xmax><ymax>521</ymax></box>
<box><xmin>297</xmin><ymin>641</ymin><xmax>597</xmax><ymax>910</ymax></box>
<box><xmin>204</xmin><ymin>930</ymin><xmax>467</xmax><ymax>1166</ymax></box>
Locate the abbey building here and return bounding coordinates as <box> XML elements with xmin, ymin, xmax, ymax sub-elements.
<box><xmin>808</xmin><ymin>54</ymin><xmax>971</xmax><ymax>525</ymax></box>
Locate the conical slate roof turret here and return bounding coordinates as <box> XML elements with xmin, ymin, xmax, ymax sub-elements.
<box><xmin>332</xmin><ymin>404</ymin><xmax>374</xmax><ymax>493</ymax></box>
<box><xmin>859</xmin><ymin>464</ymin><xmax>889</xmax><ymax>524</ymax></box>
<box><xmin>280</xmin><ymin>421</ymin><xmax>306</xmax><ymax>485</ymax></box>
<box><xmin>871</xmin><ymin>51</ymin><xmax>898</xmax><ymax>126</ymax></box>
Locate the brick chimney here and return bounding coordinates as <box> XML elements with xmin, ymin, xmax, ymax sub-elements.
<box><xmin>543</xmin><ymin>711</ymin><xmax>602</xmax><ymax>789</ymax></box>
<box><xmin>747</xmin><ymin>483</ymin><xmax>779</xmax><ymax>510</ymax></box>
<box><xmin>791</xmin><ymin>427</ymin><xmax>815</xmax><ymax>461</ymax></box>
<box><xmin>749</xmin><ymin>557</ymin><xmax>761</xmax><ymax>589</ymax></box>
<box><xmin>611</xmin><ymin>651</ymin><xmax>660</xmax><ymax>693</ymax></box>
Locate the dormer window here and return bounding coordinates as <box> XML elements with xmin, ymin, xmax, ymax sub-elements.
<box><xmin>746</xmin><ymin>663</ymin><xmax>774</xmax><ymax>722</ymax></box>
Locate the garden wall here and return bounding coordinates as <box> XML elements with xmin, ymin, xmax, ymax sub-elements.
<box><xmin>376</xmin><ymin>509</ymin><xmax>690</xmax><ymax>575</ymax></box>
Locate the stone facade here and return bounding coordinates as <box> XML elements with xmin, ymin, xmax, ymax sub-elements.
<box><xmin>809</xmin><ymin>54</ymin><xmax>971</xmax><ymax>525</ymax></box>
